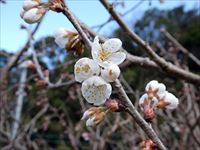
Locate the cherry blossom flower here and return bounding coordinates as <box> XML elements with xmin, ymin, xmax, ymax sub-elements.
<box><xmin>101</xmin><ymin>63</ymin><xmax>120</xmax><ymax>82</ymax></box>
<box><xmin>21</xmin><ymin>7</ymin><xmax>45</xmax><ymax>24</ymax></box>
<box><xmin>74</xmin><ymin>58</ymin><xmax>100</xmax><ymax>82</ymax></box>
<box><xmin>81</xmin><ymin>76</ymin><xmax>112</xmax><ymax>106</ymax></box>
<box><xmin>91</xmin><ymin>36</ymin><xmax>126</xmax><ymax>67</ymax></box>
<box><xmin>23</xmin><ymin>0</ymin><xmax>40</xmax><ymax>11</ymax></box>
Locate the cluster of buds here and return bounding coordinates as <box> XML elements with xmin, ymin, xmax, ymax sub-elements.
<box><xmin>54</xmin><ymin>28</ymin><xmax>85</xmax><ymax>55</ymax></box>
<box><xmin>140</xmin><ymin>139</ymin><xmax>156</xmax><ymax>150</ymax></box>
<box><xmin>139</xmin><ymin>80</ymin><xmax>179</xmax><ymax>121</ymax></box>
<box><xmin>81</xmin><ymin>107</ymin><xmax>108</xmax><ymax>127</ymax></box>
<box><xmin>20</xmin><ymin>0</ymin><xmax>65</xmax><ymax>24</ymax></box>
<box><xmin>20</xmin><ymin>0</ymin><xmax>46</xmax><ymax>24</ymax></box>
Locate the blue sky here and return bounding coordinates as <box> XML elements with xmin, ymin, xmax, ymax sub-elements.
<box><xmin>0</xmin><ymin>0</ymin><xmax>199</xmax><ymax>52</ymax></box>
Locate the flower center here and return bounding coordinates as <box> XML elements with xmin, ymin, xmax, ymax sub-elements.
<box><xmin>98</xmin><ymin>50</ymin><xmax>111</xmax><ymax>61</ymax></box>
<box><xmin>82</xmin><ymin>64</ymin><xmax>90</xmax><ymax>73</ymax></box>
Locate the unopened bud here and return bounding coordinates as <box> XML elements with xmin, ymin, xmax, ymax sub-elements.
<box><xmin>82</xmin><ymin>107</ymin><xmax>107</xmax><ymax>127</ymax></box>
<box><xmin>105</xmin><ymin>99</ymin><xmax>126</xmax><ymax>112</ymax></box>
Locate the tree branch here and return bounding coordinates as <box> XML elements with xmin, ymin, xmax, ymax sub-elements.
<box><xmin>100</xmin><ymin>0</ymin><xmax>200</xmax><ymax>85</ymax></box>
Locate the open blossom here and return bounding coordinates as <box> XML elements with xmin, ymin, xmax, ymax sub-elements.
<box><xmin>81</xmin><ymin>76</ymin><xmax>112</xmax><ymax>106</ymax></box>
<box><xmin>157</xmin><ymin>91</ymin><xmax>179</xmax><ymax>109</ymax></box>
<box><xmin>54</xmin><ymin>28</ymin><xmax>84</xmax><ymax>55</ymax></box>
<box><xmin>74</xmin><ymin>58</ymin><xmax>100</xmax><ymax>82</ymax></box>
<box><xmin>92</xmin><ymin>36</ymin><xmax>126</xmax><ymax>67</ymax></box>
<box><xmin>23</xmin><ymin>0</ymin><xmax>40</xmax><ymax>11</ymax></box>
<box><xmin>81</xmin><ymin>107</ymin><xmax>106</xmax><ymax>127</ymax></box>
<box><xmin>21</xmin><ymin>7</ymin><xmax>45</xmax><ymax>24</ymax></box>
<box><xmin>101</xmin><ymin>63</ymin><xmax>120</xmax><ymax>82</ymax></box>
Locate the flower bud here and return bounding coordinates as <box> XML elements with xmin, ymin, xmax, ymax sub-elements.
<box><xmin>23</xmin><ymin>0</ymin><xmax>40</xmax><ymax>11</ymax></box>
<box><xmin>22</xmin><ymin>8</ymin><xmax>45</xmax><ymax>24</ymax></box>
<box><xmin>140</xmin><ymin>140</ymin><xmax>156</xmax><ymax>150</ymax></box>
<box><xmin>101</xmin><ymin>63</ymin><xmax>120</xmax><ymax>82</ymax></box>
<box><xmin>81</xmin><ymin>107</ymin><xmax>107</xmax><ymax>127</ymax></box>
<box><xmin>54</xmin><ymin>28</ymin><xmax>85</xmax><ymax>55</ymax></box>
<box><xmin>145</xmin><ymin>80</ymin><xmax>166</xmax><ymax>98</ymax></box>
<box><xmin>105</xmin><ymin>99</ymin><xmax>126</xmax><ymax>112</ymax></box>
<box><xmin>49</xmin><ymin>0</ymin><xmax>64</xmax><ymax>12</ymax></box>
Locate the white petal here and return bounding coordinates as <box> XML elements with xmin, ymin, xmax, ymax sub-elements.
<box><xmin>55</xmin><ymin>36</ymin><xmax>68</xmax><ymax>48</ymax></box>
<box><xmin>106</xmin><ymin>52</ymin><xmax>126</xmax><ymax>66</ymax></box>
<box><xmin>101</xmin><ymin>63</ymin><xmax>120</xmax><ymax>82</ymax></box>
<box><xmin>164</xmin><ymin>92</ymin><xmax>179</xmax><ymax>109</ymax></box>
<box><xmin>20</xmin><ymin>9</ymin><xmax>25</xmax><ymax>18</ymax></box>
<box><xmin>86</xmin><ymin>117</ymin><xmax>95</xmax><ymax>127</ymax></box>
<box><xmin>103</xmin><ymin>38</ymin><xmax>122</xmax><ymax>53</ymax></box>
<box><xmin>81</xmin><ymin>76</ymin><xmax>112</xmax><ymax>105</ymax></box>
<box><xmin>145</xmin><ymin>80</ymin><xmax>159</xmax><ymax>92</ymax></box>
<box><xmin>54</xmin><ymin>27</ymin><xmax>68</xmax><ymax>39</ymax></box>
<box><xmin>139</xmin><ymin>94</ymin><xmax>147</xmax><ymax>105</ymax></box>
<box><xmin>81</xmin><ymin>110</ymin><xmax>90</xmax><ymax>120</ymax></box>
<box><xmin>23</xmin><ymin>0</ymin><xmax>39</xmax><ymax>11</ymax></box>
<box><xmin>157</xmin><ymin>83</ymin><xmax>166</xmax><ymax>95</ymax></box>
<box><xmin>74</xmin><ymin>58</ymin><xmax>100</xmax><ymax>82</ymax></box>
<box><xmin>92</xmin><ymin>37</ymin><xmax>102</xmax><ymax>62</ymax></box>
<box><xmin>22</xmin><ymin>8</ymin><xmax>44</xmax><ymax>24</ymax></box>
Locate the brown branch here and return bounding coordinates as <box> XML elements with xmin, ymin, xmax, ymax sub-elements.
<box><xmin>100</xmin><ymin>0</ymin><xmax>200</xmax><ymax>85</ymax></box>
<box><xmin>161</xmin><ymin>29</ymin><xmax>200</xmax><ymax>66</ymax></box>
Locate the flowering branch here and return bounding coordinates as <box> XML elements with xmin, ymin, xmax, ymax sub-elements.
<box><xmin>58</xmin><ymin>3</ymin><xmax>167</xmax><ymax>149</ymax></box>
<box><xmin>114</xmin><ymin>79</ymin><xmax>167</xmax><ymax>150</ymax></box>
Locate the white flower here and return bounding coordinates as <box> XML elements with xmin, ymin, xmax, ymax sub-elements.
<box><xmin>81</xmin><ymin>76</ymin><xmax>112</xmax><ymax>106</ymax></box>
<box><xmin>101</xmin><ymin>63</ymin><xmax>120</xmax><ymax>82</ymax></box>
<box><xmin>74</xmin><ymin>58</ymin><xmax>100</xmax><ymax>82</ymax></box>
<box><xmin>23</xmin><ymin>0</ymin><xmax>40</xmax><ymax>11</ymax></box>
<box><xmin>21</xmin><ymin>8</ymin><xmax>45</xmax><ymax>24</ymax></box>
<box><xmin>161</xmin><ymin>92</ymin><xmax>179</xmax><ymax>109</ymax></box>
<box><xmin>92</xmin><ymin>36</ymin><xmax>126</xmax><ymax>67</ymax></box>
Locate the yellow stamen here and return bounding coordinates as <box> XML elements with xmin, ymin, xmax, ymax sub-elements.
<box><xmin>98</xmin><ymin>50</ymin><xmax>111</xmax><ymax>61</ymax></box>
